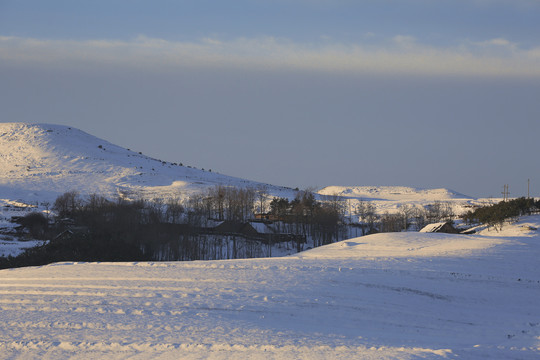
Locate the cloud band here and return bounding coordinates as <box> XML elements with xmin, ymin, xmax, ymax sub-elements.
<box><xmin>1</xmin><ymin>35</ymin><xmax>539</xmax><ymax>77</ymax></box>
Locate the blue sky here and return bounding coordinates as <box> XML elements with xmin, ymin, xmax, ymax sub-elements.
<box><xmin>1</xmin><ymin>0</ymin><xmax>540</xmax><ymax>197</ymax></box>
<box><xmin>2</xmin><ymin>1</ymin><xmax>539</xmax><ymax>46</ymax></box>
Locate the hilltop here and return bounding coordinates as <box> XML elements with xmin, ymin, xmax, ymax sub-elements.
<box><xmin>318</xmin><ymin>185</ymin><xmax>470</xmax><ymax>202</ymax></box>
<box><xmin>0</xmin><ymin>123</ymin><xmax>296</xmax><ymax>203</ymax></box>
<box><xmin>319</xmin><ymin>185</ymin><xmax>475</xmax><ymax>216</ymax></box>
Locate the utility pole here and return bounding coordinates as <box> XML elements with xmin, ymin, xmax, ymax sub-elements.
<box><xmin>528</xmin><ymin>179</ymin><xmax>530</xmax><ymax>199</ymax></box>
<box><xmin>348</xmin><ymin>199</ymin><xmax>351</xmax><ymax>224</ymax></box>
<box><xmin>502</xmin><ymin>184</ymin><xmax>510</xmax><ymax>201</ymax></box>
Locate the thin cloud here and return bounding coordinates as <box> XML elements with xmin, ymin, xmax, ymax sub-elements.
<box><xmin>392</xmin><ymin>35</ymin><xmax>417</xmax><ymax>48</ymax></box>
<box><xmin>472</xmin><ymin>37</ymin><xmax>517</xmax><ymax>49</ymax></box>
<box><xmin>1</xmin><ymin>34</ymin><xmax>539</xmax><ymax>77</ymax></box>
<box><xmin>485</xmin><ymin>38</ymin><xmax>513</xmax><ymax>46</ymax></box>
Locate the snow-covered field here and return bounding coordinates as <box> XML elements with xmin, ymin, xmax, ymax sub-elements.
<box><xmin>1</xmin><ymin>216</ymin><xmax>539</xmax><ymax>359</ymax></box>
<box><xmin>0</xmin><ymin>237</ymin><xmax>45</xmax><ymax>258</ymax></box>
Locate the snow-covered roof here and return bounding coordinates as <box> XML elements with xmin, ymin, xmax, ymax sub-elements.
<box><xmin>249</xmin><ymin>221</ymin><xmax>275</xmax><ymax>234</ymax></box>
<box><xmin>419</xmin><ymin>222</ymin><xmax>449</xmax><ymax>233</ymax></box>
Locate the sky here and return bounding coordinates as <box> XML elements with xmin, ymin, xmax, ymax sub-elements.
<box><xmin>1</xmin><ymin>0</ymin><xmax>540</xmax><ymax>198</ymax></box>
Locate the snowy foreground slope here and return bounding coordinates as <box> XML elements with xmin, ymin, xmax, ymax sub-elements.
<box><xmin>1</xmin><ymin>217</ymin><xmax>539</xmax><ymax>359</ymax></box>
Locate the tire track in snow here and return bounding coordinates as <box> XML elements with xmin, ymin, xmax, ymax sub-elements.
<box><xmin>0</xmin><ymin>304</ymin><xmax>189</xmax><ymax>316</ymax></box>
<box><xmin>0</xmin><ymin>276</ymin><xmax>254</xmax><ymax>283</ymax></box>
<box><xmin>0</xmin><ymin>339</ymin><xmax>454</xmax><ymax>359</ymax></box>
<box><xmin>0</xmin><ymin>283</ymin><xmax>210</xmax><ymax>292</ymax></box>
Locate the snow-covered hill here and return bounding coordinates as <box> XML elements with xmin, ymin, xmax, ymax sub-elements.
<box><xmin>0</xmin><ymin>122</ymin><xmax>296</xmax><ymax>203</ymax></box>
<box><xmin>318</xmin><ymin>185</ymin><xmax>471</xmax><ymax>202</ymax></box>
<box><xmin>1</xmin><ymin>215</ymin><xmax>539</xmax><ymax>359</ymax></box>
<box><xmin>1</xmin><ymin>122</ymin><xmax>482</xmax><ymax>209</ymax></box>
<box><xmin>318</xmin><ymin>185</ymin><xmax>478</xmax><ymax>216</ymax></box>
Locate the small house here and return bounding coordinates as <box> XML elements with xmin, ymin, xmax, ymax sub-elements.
<box><xmin>419</xmin><ymin>221</ymin><xmax>459</xmax><ymax>234</ymax></box>
<box><xmin>213</xmin><ymin>221</ymin><xmax>260</xmax><ymax>238</ymax></box>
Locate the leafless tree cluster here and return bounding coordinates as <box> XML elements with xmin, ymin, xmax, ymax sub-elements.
<box><xmin>185</xmin><ymin>185</ymin><xmax>256</xmax><ymax>226</ymax></box>
<box><xmin>268</xmin><ymin>191</ymin><xmax>346</xmax><ymax>247</ymax></box>
<box><xmin>47</xmin><ymin>190</ymin><xmax>268</xmax><ymax>262</ymax></box>
<box><xmin>158</xmin><ymin>234</ymin><xmax>268</xmax><ymax>261</ymax></box>
<box><xmin>407</xmin><ymin>201</ymin><xmax>455</xmax><ymax>230</ymax></box>
<box><xmin>357</xmin><ymin>201</ymin><xmax>457</xmax><ymax>232</ymax></box>
<box><xmin>355</xmin><ymin>200</ymin><xmax>377</xmax><ymax>235</ymax></box>
<box><xmin>7</xmin><ymin>187</ymin><xmax>465</xmax><ymax>269</ymax></box>
<box><xmin>379</xmin><ymin>212</ymin><xmax>404</xmax><ymax>233</ymax></box>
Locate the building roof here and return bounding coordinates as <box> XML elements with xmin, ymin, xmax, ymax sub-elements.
<box><xmin>419</xmin><ymin>222</ymin><xmax>458</xmax><ymax>233</ymax></box>
<box><xmin>213</xmin><ymin>221</ymin><xmax>259</xmax><ymax>236</ymax></box>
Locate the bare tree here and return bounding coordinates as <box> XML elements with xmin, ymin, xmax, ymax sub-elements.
<box><xmin>398</xmin><ymin>204</ymin><xmax>414</xmax><ymax>231</ymax></box>
<box><xmin>356</xmin><ymin>200</ymin><xmax>368</xmax><ymax>235</ymax></box>
<box><xmin>256</xmin><ymin>186</ymin><xmax>268</xmax><ymax>216</ymax></box>
<box><xmin>53</xmin><ymin>191</ymin><xmax>81</xmax><ymax>217</ymax></box>
<box><xmin>166</xmin><ymin>197</ymin><xmax>184</xmax><ymax>223</ymax></box>
<box><xmin>364</xmin><ymin>202</ymin><xmax>377</xmax><ymax>234</ymax></box>
<box><xmin>380</xmin><ymin>212</ymin><xmax>402</xmax><ymax>233</ymax></box>
<box><xmin>441</xmin><ymin>202</ymin><xmax>455</xmax><ymax>222</ymax></box>
<box><xmin>412</xmin><ymin>207</ymin><xmax>428</xmax><ymax>230</ymax></box>
<box><xmin>185</xmin><ymin>193</ymin><xmax>206</xmax><ymax>226</ymax></box>
<box><xmin>208</xmin><ymin>186</ymin><xmax>227</xmax><ymax>220</ymax></box>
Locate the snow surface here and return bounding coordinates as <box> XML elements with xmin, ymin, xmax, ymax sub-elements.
<box><xmin>318</xmin><ymin>186</ymin><xmax>471</xmax><ymax>202</ymax></box>
<box><xmin>318</xmin><ymin>185</ymin><xmax>479</xmax><ymax>218</ymax></box>
<box><xmin>1</xmin><ymin>216</ymin><xmax>539</xmax><ymax>359</ymax></box>
<box><xmin>0</xmin><ymin>237</ymin><xmax>46</xmax><ymax>258</ymax></box>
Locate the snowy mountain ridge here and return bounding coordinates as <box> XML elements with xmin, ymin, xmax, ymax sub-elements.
<box><xmin>318</xmin><ymin>185</ymin><xmax>471</xmax><ymax>201</ymax></box>
<box><xmin>0</xmin><ymin>122</ymin><xmax>294</xmax><ymax>203</ymax></box>
<box><xmin>1</xmin><ymin>123</ymin><xmax>477</xmax><ymax>209</ymax></box>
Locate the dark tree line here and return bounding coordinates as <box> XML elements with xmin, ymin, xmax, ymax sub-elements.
<box><xmin>357</xmin><ymin>201</ymin><xmax>456</xmax><ymax>233</ymax></box>
<box><xmin>462</xmin><ymin>197</ymin><xmax>539</xmax><ymax>230</ymax></box>
<box><xmin>269</xmin><ymin>191</ymin><xmax>345</xmax><ymax>247</ymax></box>
<box><xmin>186</xmin><ymin>186</ymin><xmax>256</xmax><ymax>225</ymax></box>
<box><xmin>3</xmin><ymin>186</ymin><xmax>478</xmax><ymax>269</ymax></box>
<box><xmin>1</xmin><ymin>187</ymin><xmax>346</xmax><ymax>269</ymax></box>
